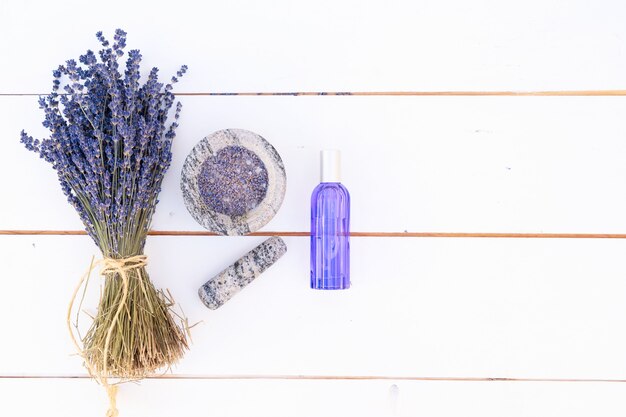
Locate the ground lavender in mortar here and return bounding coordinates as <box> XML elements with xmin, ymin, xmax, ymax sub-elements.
<box><xmin>197</xmin><ymin>146</ymin><xmax>269</xmax><ymax>216</ymax></box>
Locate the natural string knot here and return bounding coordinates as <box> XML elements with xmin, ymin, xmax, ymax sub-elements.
<box><xmin>100</xmin><ymin>255</ymin><xmax>148</xmax><ymax>277</ymax></box>
<box><xmin>67</xmin><ymin>254</ymin><xmax>148</xmax><ymax>417</ymax></box>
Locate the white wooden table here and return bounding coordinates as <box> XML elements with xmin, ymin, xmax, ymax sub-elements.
<box><xmin>2</xmin><ymin>1</ymin><xmax>626</xmax><ymax>415</ymax></box>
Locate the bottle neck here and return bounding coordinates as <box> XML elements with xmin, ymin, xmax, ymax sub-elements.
<box><xmin>320</xmin><ymin>150</ymin><xmax>341</xmax><ymax>182</ymax></box>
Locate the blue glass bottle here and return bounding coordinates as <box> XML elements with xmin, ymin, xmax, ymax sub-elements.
<box><xmin>310</xmin><ymin>150</ymin><xmax>350</xmax><ymax>290</ymax></box>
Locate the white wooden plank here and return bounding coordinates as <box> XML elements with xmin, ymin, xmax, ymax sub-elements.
<box><xmin>2</xmin><ymin>378</ymin><xmax>626</xmax><ymax>417</ymax></box>
<box><xmin>3</xmin><ymin>95</ymin><xmax>626</xmax><ymax>233</ymax></box>
<box><xmin>2</xmin><ymin>235</ymin><xmax>626</xmax><ymax>379</ymax></box>
<box><xmin>1</xmin><ymin>0</ymin><xmax>626</xmax><ymax>93</ymax></box>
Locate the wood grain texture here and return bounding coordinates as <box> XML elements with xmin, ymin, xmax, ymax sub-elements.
<box><xmin>5</xmin><ymin>90</ymin><xmax>626</xmax><ymax>96</ymax></box>
<box><xmin>2</xmin><ymin>0</ymin><xmax>626</xmax><ymax>92</ymax></box>
<box><xmin>4</xmin><ymin>378</ymin><xmax>626</xmax><ymax>417</ymax></box>
<box><xmin>5</xmin><ymin>96</ymin><xmax>626</xmax><ymax>233</ymax></box>
<box><xmin>181</xmin><ymin>90</ymin><xmax>626</xmax><ymax>96</ymax></box>
<box><xmin>3</xmin><ymin>374</ymin><xmax>626</xmax><ymax>383</ymax></box>
<box><xmin>4</xmin><ymin>230</ymin><xmax>626</xmax><ymax>239</ymax></box>
<box><xmin>3</xmin><ymin>0</ymin><xmax>626</xmax><ymax>415</ymax></box>
<box><xmin>3</xmin><ymin>235</ymin><xmax>626</xmax><ymax>380</ymax></box>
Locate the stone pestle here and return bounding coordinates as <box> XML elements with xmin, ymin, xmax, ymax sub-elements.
<box><xmin>198</xmin><ymin>236</ymin><xmax>288</xmax><ymax>310</ymax></box>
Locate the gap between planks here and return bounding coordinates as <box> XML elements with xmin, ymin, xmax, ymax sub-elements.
<box><xmin>2</xmin><ymin>230</ymin><xmax>626</xmax><ymax>239</ymax></box>
<box><xmin>3</xmin><ymin>90</ymin><xmax>626</xmax><ymax>97</ymax></box>
<box><xmin>1</xmin><ymin>374</ymin><xmax>626</xmax><ymax>383</ymax></box>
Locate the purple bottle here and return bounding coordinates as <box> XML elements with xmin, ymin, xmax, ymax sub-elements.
<box><xmin>311</xmin><ymin>149</ymin><xmax>350</xmax><ymax>290</ymax></box>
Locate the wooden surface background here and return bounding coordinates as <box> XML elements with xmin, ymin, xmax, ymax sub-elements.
<box><xmin>2</xmin><ymin>0</ymin><xmax>626</xmax><ymax>415</ymax></box>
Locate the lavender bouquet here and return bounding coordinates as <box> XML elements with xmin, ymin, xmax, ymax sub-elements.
<box><xmin>21</xmin><ymin>29</ymin><xmax>189</xmax><ymax>400</ymax></box>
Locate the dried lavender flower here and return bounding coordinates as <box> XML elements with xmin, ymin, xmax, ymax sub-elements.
<box><xmin>21</xmin><ymin>29</ymin><xmax>189</xmax><ymax>398</ymax></box>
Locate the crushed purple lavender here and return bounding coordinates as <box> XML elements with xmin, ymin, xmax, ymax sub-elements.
<box><xmin>20</xmin><ymin>29</ymin><xmax>189</xmax><ymax>384</ymax></box>
<box><xmin>197</xmin><ymin>145</ymin><xmax>269</xmax><ymax>216</ymax></box>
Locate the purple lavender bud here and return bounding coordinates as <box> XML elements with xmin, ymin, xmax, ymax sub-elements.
<box><xmin>21</xmin><ymin>29</ymin><xmax>187</xmax><ymax>255</ymax></box>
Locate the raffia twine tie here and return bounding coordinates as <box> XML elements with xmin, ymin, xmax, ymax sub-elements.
<box><xmin>66</xmin><ymin>255</ymin><xmax>148</xmax><ymax>417</ymax></box>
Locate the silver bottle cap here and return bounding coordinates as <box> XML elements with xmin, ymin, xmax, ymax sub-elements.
<box><xmin>321</xmin><ymin>149</ymin><xmax>341</xmax><ymax>183</ymax></box>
